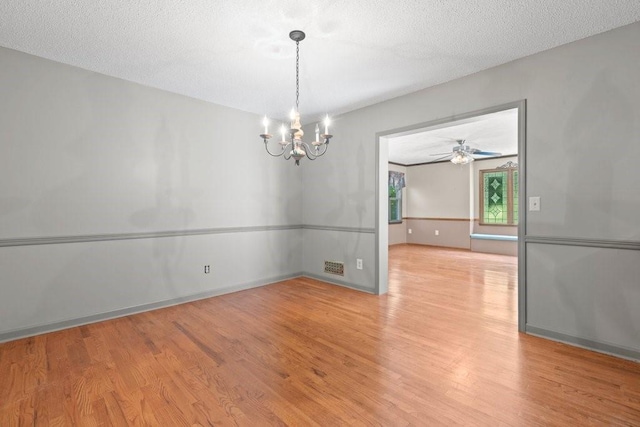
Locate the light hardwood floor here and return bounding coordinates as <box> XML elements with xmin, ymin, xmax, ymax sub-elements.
<box><xmin>1</xmin><ymin>244</ymin><xmax>639</xmax><ymax>425</ymax></box>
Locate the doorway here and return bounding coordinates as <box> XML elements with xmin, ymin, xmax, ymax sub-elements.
<box><xmin>375</xmin><ymin>100</ymin><xmax>526</xmax><ymax>331</ymax></box>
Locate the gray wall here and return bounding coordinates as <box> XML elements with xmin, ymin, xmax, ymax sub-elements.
<box><xmin>301</xmin><ymin>22</ymin><xmax>640</xmax><ymax>358</ymax></box>
<box><xmin>388</xmin><ymin>219</ymin><xmax>407</xmax><ymax>246</ymax></box>
<box><xmin>301</xmin><ymin>124</ymin><xmax>377</xmax><ymax>291</ymax></box>
<box><xmin>406</xmin><ymin>219</ymin><xmax>471</xmax><ymax>249</ymax></box>
<box><xmin>0</xmin><ymin>47</ymin><xmax>303</xmax><ymax>340</ymax></box>
<box><xmin>407</xmin><ymin>161</ymin><xmax>471</xmax><ymax>219</ymax></box>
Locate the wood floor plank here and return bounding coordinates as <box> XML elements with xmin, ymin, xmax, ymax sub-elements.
<box><xmin>1</xmin><ymin>244</ymin><xmax>639</xmax><ymax>425</ymax></box>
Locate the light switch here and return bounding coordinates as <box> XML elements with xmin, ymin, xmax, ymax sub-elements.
<box><xmin>529</xmin><ymin>196</ymin><xmax>541</xmax><ymax>211</ymax></box>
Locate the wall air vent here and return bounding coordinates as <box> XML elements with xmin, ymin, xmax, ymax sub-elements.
<box><xmin>324</xmin><ymin>261</ymin><xmax>344</xmax><ymax>276</ymax></box>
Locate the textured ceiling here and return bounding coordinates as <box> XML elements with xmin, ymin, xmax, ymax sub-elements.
<box><xmin>388</xmin><ymin>108</ymin><xmax>518</xmax><ymax>166</ymax></box>
<box><xmin>1</xmin><ymin>1</ymin><xmax>639</xmax><ymax>122</ymax></box>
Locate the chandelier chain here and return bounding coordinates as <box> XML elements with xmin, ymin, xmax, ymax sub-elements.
<box><xmin>295</xmin><ymin>41</ymin><xmax>299</xmax><ymax>112</ymax></box>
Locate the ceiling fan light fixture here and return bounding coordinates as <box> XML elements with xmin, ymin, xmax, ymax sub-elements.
<box><xmin>451</xmin><ymin>151</ymin><xmax>473</xmax><ymax>165</ymax></box>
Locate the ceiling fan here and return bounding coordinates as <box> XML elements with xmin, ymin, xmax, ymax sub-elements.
<box><xmin>431</xmin><ymin>139</ymin><xmax>501</xmax><ymax>164</ymax></box>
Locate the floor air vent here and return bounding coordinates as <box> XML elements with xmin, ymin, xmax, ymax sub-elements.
<box><xmin>324</xmin><ymin>261</ymin><xmax>344</xmax><ymax>276</ymax></box>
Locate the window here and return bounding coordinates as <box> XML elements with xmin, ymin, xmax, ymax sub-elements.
<box><xmin>389</xmin><ymin>184</ymin><xmax>402</xmax><ymax>223</ymax></box>
<box><xmin>389</xmin><ymin>171</ymin><xmax>405</xmax><ymax>223</ymax></box>
<box><xmin>480</xmin><ymin>163</ymin><xmax>518</xmax><ymax>225</ymax></box>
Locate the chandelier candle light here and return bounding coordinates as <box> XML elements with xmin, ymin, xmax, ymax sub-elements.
<box><xmin>260</xmin><ymin>30</ymin><xmax>333</xmax><ymax>166</ymax></box>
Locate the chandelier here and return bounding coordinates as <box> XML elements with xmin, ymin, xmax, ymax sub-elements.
<box><xmin>260</xmin><ymin>30</ymin><xmax>332</xmax><ymax>166</ymax></box>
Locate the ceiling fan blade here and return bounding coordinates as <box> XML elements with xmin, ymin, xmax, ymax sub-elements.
<box><xmin>473</xmin><ymin>150</ymin><xmax>502</xmax><ymax>156</ymax></box>
<box><xmin>430</xmin><ymin>152</ymin><xmax>453</xmax><ymax>156</ymax></box>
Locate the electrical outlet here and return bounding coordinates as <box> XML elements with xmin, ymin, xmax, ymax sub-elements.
<box><xmin>435</xmin><ymin>230</ymin><xmax>439</xmax><ymax>236</ymax></box>
<box><xmin>408</xmin><ymin>229</ymin><xmax>412</xmax><ymax>234</ymax></box>
<box><xmin>204</xmin><ymin>265</ymin><xmax>210</xmax><ymax>274</ymax></box>
<box><xmin>529</xmin><ymin>196</ymin><xmax>541</xmax><ymax>211</ymax></box>
<box><xmin>356</xmin><ymin>259</ymin><xmax>363</xmax><ymax>270</ymax></box>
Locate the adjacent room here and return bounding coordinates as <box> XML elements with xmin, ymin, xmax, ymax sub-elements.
<box><xmin>387</xmin><ymin>106</ymin><xmax>519</xmax><ymax>254</ymax></box>
<box><xmin>386</xmin><ymin>105</ymin><xmax>520</xmax><ymax>332</ymax></box>
<box><xmin>1</xmin><ymin>1</ymin><xmax>639</xmax><ymax>425</ymax></box>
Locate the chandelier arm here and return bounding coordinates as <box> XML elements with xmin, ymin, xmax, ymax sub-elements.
<box><xmin>299</xmin><ymin>142</ymin><xmax>318</xmax><ymax>161</ymax></box>
<box><xmin>264</xmin><ymin>141</ymin><xmax>289</xmax><ymax>157</ymax></box>
<box><xmin>314</xmin><ymin>142</ymin><xmax>329</xmax><ymax>157</ymax></box>
<box><xmin>302</xmin><ymin>142</ymin><xmax>329</xmax><ymax>160</ymax></box>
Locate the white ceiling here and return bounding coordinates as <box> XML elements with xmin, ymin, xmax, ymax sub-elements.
<box><xmin>388</xmin><ymin>108</ymin><xmax>519</xmax><ymax>165</ymax></box>
<box><xmin>1</xmin><ymin>1</ymin><xmax>639</xmax><ymax>122</ymax></box>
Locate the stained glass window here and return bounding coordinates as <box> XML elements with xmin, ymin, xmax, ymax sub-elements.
<box><xmin>480</xmin><ymin>165</ymin><xmax>518</xmax><ymax>225</ymax></box>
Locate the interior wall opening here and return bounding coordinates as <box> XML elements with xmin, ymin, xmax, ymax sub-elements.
<box><xmin>376</xmin><ymin>100</ymin><xmax>526</xmax><ymax>331</ymax></box>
